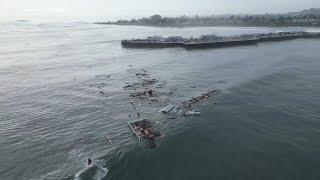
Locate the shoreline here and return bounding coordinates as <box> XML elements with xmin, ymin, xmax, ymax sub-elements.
<box><xmin>94</xmin><ymin>22</ymin><xmax>320</xmax><ymax>28</ymax></box>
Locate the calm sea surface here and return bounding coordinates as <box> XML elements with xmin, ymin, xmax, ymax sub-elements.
<box><xmin>0</xmin><ymin>21</ymin><xmax>320</xmax><ymax>180</ymax></box>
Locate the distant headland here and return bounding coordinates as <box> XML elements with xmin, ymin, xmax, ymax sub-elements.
<box><xmin>95</xmin><ymin>8</ymin><xmax>320</xmax><ymax>27</ymax></box>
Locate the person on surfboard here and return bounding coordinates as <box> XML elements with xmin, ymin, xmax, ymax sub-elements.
<box><xmin>87</xmin><ymin>158</ymin><xmax>92</xmax><ymax>166</ymax></box>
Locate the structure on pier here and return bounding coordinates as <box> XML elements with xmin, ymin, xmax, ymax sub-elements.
<box><xmin>121</xmin><ymin>31</ymin><xmax>320</xmax><ymax>49</ymax></box>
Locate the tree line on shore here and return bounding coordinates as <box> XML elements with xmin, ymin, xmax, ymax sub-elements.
<box><xmin>96</xmin><ymin>8</ymin><xmax>320</xmax><ymax>27</ymax></box>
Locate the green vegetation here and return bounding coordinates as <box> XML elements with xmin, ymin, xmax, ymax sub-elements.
<box><xmin>95</xmin><ymin>8</ymin><xmax>320</xmax><ymax>27</ymax></box>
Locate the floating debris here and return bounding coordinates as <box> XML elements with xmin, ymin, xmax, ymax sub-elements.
<box><xmin>95</xmin><ymin>74</ymin><xmax>111</xmax><ymax>78</ymax></box>
<box><xmin>124</xmin><ymin>68</ymin><xmax>164</xmax><ymax>93</ymax></box>
<box><xmin>183</xmin><ymin>90</ymin><xmax>220</xmax><ymax>108</ymax></box>
<box><xmin>124</xmin><ymin>80</ymin><xmax>160</xmax><ymax>89</ymax></box>
<box><xmin>130</xmin><ymin>91</ymin><xmax>147</xmax><ymax>97</ymax></box>
<box><xmin>149</xmin><ymin>98</ymin><xmax>159</xmax><ymax>102</ymax></box>
<box><xmin>128</xmin><ymin>119</ymin><xmax>162</xmax><ymax>148</ymax></box>
<box><xmin>159</xmin><ymin>104</ymin><xmax>176</xmax><ymax>113</ymax></box>
<box><xmin>105</xmin><ymin>136</ymin><xmax>112</xmax><ymax>144</ymax></box>
<box><xmin>130</xmin><ymin>90</ymin><xmax>155</xmax><ymax>99</ymax></box>
<box><xmin>183</xmin><ymin>110</ymin><xmax>201</xmax><ymax>116</ymax></box>
<box><xmin>141</xmin><ymin>78</ymin><xmax>159</xmax><ymax>86</ymax></box>
<box><xmin>136</xmin><ymin>73</ymin><xmax>149</xmax><ymax>77</ymax></box>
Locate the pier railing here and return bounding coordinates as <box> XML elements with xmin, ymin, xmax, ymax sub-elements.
<box><xmin>128</xmin><ymin>119</ymin><xmax>143</xmax><ymax>142</ymax></box>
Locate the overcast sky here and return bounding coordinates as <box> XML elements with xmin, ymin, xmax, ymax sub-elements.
<box><xmin>1</xmin><ymin>0</ymin><xmax>320</xmax><ymax>21</ymax></box>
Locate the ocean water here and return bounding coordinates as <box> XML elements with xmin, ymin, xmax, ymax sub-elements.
<box><xmin>0</xmin><ymin>21</ymin><xmax>320</xmax><ymax>180</ymax></box>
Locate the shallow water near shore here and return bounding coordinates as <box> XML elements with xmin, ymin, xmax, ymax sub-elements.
<box><xmin>0</xmin><ymin>21</ymin><xmax>320</xmax><ymax>179</ymax></box>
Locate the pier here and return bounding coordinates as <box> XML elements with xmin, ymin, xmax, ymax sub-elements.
<box><xmin>121</xmin><ymin>31</ymin><xmax>320</xmax><ymax>49</ymax></box>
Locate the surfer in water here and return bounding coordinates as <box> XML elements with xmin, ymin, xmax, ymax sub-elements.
<box><xmin>87</xmin><ymin>158</ymin><xmax>93</xmax><ymax>166</ymax></box>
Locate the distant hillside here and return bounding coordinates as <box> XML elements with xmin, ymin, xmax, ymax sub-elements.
<box><xmin>299</xmin><ymin>8</ymin><xmax>320</xmax><ymax>15</ymax></box>
<box><xmin>95</xmin><ymin>8</ymin><xmax>320</xmax><ymax>27</ymax></box>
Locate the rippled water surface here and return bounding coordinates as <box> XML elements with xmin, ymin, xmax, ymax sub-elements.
<box><xmin>1</xmin><ymin>21</ymin><xmax>320</xmax><ymax>180</ymax></box>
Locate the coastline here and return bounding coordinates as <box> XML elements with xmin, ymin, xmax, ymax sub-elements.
<box><xmin>94</xmin><ymin>22</ymin><xmax>320</xmax><ymax>28</ymax></box>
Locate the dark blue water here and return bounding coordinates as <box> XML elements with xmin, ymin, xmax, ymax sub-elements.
<box><xmin>0</xmin><ymin>21</ymin><xmax>320</xmax><ymax>179</ymax></box>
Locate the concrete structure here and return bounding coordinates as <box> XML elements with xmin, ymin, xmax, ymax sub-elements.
<box><xmin>121</xmin><ymin>31</ymin><xmax>320</xmax><ymax>49</ymax></box>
